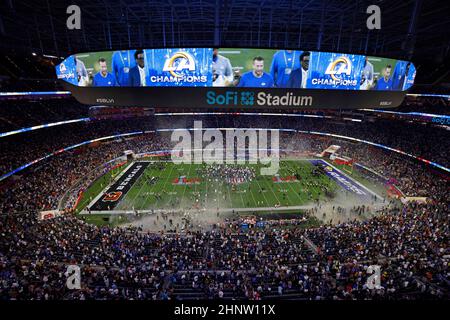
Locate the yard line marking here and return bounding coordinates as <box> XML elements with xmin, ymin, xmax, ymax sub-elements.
<box><xmin>284</xmin><ymin>161</ymin><xmax>304</xmax><ymax>203</ymax></box>
<box><xmin>254</xmin><ymin>176</ymin><xmax>271</xmax><ymax>207</ymax></box>
<box><xmin>115</xmin><ymin>162</ymin><xmax>148</xmax><ymax>211</ymax></box>
<box><xmin>155</xmin><ymin>163</ymin><xmax>176</xmax><ymax>208</ymax></box>
<box><xmin>247</xmin><ymin>181</ymin><xmax>259</xmax><ymax>207</ymax></box>
<box><xmin>262</xmin><ymin>174</ymin><xmax>282</xmax><ymax>206</ymax></box>
<box><xmin>136</xmin><ymin>164</ymin><xmax>162</xmax><ymax>210</ymax></box>
<box><xmin>127</xmin><ymin>162</ymin><xmax>156</xmax><ymax>210</ymax></box>
<box><xmin>179</xmin><ymin>163</ymin><xmax>193</xmax><ymax>209</ymax></box>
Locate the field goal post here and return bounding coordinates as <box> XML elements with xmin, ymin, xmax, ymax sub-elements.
<box><xmin>342</xmin><ymin>162</ymin><xmax>354</xmax><ymax>175</ymax></box>
<box><xmin>329</xmin><ymin>152</ymin><xmax>354</xmax><ymax>175</ymax></box>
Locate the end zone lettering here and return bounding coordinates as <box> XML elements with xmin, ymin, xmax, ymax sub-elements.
<box><xmin>90</xmin><ymin>162</ymin><xmax>149</xmax><ymax>211</ymax></box>
<box><xmin>116</xmin><ymin>165</ymin><xmax>143</xmax><ymax>191</ymax></box>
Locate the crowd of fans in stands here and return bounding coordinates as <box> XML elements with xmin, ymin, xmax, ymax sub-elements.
<box><xmin>397</xmin><ymin>96</ymin><xmax>450</xmax><ymax>115</ymax></box>
<box><xmin>0</xmin><ymin>133</ymin><xmax>169</xmax><ymax>213</ymax></box>
<box><xmin>0</xmin><ymin>98</ymin><xmax>87</xmax><ymax>132</ymax></box>
<box><xmin>0</xmin><ymin>102</ymin><xmax>448</xmax><ymax>300</ymax></box>
<box><xmin>0</xmin><ymin>184</ymin><xmax>447</xmax><ymax>299</ymax></box>
<box><xmin>1</xmin><ymin>110</ymin><xmax>449</xmax><ymax>178</ymax></box>
<box><xmin>0</xmin><ymin>117</ymin><xmax>156</xmax><ymax>175</ymax></box>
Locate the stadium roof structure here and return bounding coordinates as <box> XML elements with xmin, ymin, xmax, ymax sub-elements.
<box><xmin>0</xmin><ymin>0</ymin><xmax>448</xmax><ymax>60</ymax></box>
<box><xmin>0</xmin><ymin>0</ymin><xmax>449</xmax><ymax>87</ymax></box>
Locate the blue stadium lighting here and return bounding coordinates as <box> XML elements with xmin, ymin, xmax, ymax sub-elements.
<box><xmin>360</xmin><ymin>108</ymin><xmax>450</xmax><ymax>119</ymax></box>
<box><xmin>154</xmin><ymin>112</ymin><xmax>332</xmax><ymax>119</ymax></box>
<box><xmin>0</xmin><ymin>118</ymin><xmax>91</xmax><ymax>138</ymax></box>
<box><xmin>406</xmin><ymin>93</ymin><xmax>450</xmax><ymax>99</ymax></box>
<box><xmin>0</xmin><ymin>91</ymin><xmax>71</xmax><ymax>96</ymax></box>
<box><xmin>1</xmin><ymin>109</ymin><xmax>446</xmax><ymax>140</ymax></box>
<box><xmin>0</xmin><ymin>131</ymin><xmax>143</xmax><ymax>182</ymax></box>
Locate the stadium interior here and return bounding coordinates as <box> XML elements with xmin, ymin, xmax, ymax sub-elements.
<box><xmin>0</xmin><ymin>0</ymin><xmax>449</xmax><ymax>304</ymax></box>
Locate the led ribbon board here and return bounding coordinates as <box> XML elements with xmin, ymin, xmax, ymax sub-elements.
<box><xmin>56</xmin><ymin>48</ymin><xmax>416</xmax><ymax>109</ymax></box>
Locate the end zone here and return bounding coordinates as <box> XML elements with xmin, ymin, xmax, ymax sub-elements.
<box><xmin>309</xmin><ymin>159</ymin><xmax>384</xmax><ymax>201</ymax></box>
<box><xmin>87</xmin><ymin>162</ymin><xmax>149</xmax><ymax>212</ymax></box>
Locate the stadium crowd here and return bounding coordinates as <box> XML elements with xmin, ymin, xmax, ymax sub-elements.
<box><xmin>0</xmin><ymin>133</ymin><xmax>170</xmax><ymax>213</ymax></box>
<box><xmin>0</xmin><ymin>98</ymin><xmax>88</xmax><ymax>132</ymax></box>
<box><xmin>0</xmin><ymin>188</ymin><xmax>448</xmax><ymax>300</ymax></box>
<box><xmin>0</xmin><ymin>117</ymin><xmax>156</xmax><ymax>175</ymax></box>
<box><xmin>1</xmin><ymin>113</ymin><xmax>448</xmax><ymax>178</ymax></box>
<box><xmin>0</xmin><ymin>110</ymin><xmax>448</xmax><ymax>301</ymax></box>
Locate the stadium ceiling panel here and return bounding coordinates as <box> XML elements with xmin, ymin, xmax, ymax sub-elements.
<box><xmin>0</xmin><ymin>0</ymin><xmax>449</xmax><ymax>63</ymax></box>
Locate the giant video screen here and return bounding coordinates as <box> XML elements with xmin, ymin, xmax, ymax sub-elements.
<box><xmin>56</xmin><ymin>48</ymin><xmax>416</xmax><ymax>91</ymax></box>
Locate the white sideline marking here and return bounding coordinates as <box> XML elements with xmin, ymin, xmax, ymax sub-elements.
<box><xmin>83</xmin><ymin>162</ymin><xmax>135</xmax><ymax>212</ymax></box>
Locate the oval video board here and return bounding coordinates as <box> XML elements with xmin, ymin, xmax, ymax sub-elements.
<box><xmin>56</xmin><ymin>48</ymin><xmax>416</xmax><ymax>109</ymax></box>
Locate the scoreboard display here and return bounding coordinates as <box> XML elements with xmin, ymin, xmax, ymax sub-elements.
<box><xmin>56</xmin><ymin>47</ymin><xmax>416</xmax><ymax>109</ymax></box>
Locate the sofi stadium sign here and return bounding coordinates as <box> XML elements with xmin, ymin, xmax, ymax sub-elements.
<box><xmin>56</xmin><ymin>47</ymin><xmax>415</xmax><ymax>109</ymax></box>
<box><xmin>206</xmin><ymin>91</ymin><xmax>313</xmax><ymax>107</ymax></box>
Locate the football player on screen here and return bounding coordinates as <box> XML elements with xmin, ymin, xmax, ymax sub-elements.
<box><xmin>129</xmin><ymin>50</ymin><xmax>146</xmax><ymax>87</ymax></box>
<box><xmin>237</xmin><ymin>56</ymin><xmax>274</xmax><ymax>88</ymax></box>
<box><xmin>112</xmin><ymin>50</ymin><xmax>136</xmax><ymax>86</ymax></box>
<box><xmin>375</xmin><ymin>64</ymin><xmax>393</xmax><ymax>90</ymax></box>
<box><xmin>270</xmin><ymin>49</ymin><xmax>302</xmax><ymax>88</ymax></box>
<box><xmin>92</xmin><ymin>58</ymin><xmax>117</xmax><ymax>87</ymax></box>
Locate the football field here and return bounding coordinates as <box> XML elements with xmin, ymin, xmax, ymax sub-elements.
<box><xmin>85</xmin><ymin>159</ymin><xmax>383</xmax><ymax>214</ymax></box>
<box><xmin>84</xmin><ymin>160</ymin><xmax>384</xmax><ymax>213</ymax></box>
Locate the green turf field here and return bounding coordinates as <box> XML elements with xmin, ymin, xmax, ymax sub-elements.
<box><xmin>109</xmin><ymin>160</ymin><xmax>338</xmax><ymax>211</ymax></box>
<box><xmin>323</xmin><ymin>159</ymin><xmax>388</xmax><ymax>198</ymax></box>
<box><xmin>74</xmin><ymin>164</ymin><xmax>126</xmax><ymax>214</ymax></box>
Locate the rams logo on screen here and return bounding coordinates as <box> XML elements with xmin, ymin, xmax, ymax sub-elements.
<box><xmin>151</xmin><ymin>51</ymin><xmax>207</xmax><ymax>83</ymax></box>
<box><xmin>102</xmin><ymin>191</ymin><xmax>122</xmax><ymax>202</ymax></box>
<box><xmin>325</xmin><ymin>56</ymin><xmax>352</xmax><ymax>80</ymax></box>
<box><xmin>163</xmin><ymin>51</ymin><xmax>196</xmax><ymax>78</ymax></box>
<box><xmin>57</xmin><ymin>62</ymin><xmax>76</xmax><ymax>80</ymax></box>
